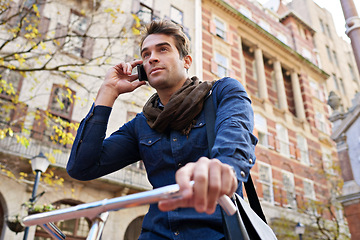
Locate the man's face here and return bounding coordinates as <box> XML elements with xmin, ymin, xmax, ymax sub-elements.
<box><xmin>141</xmin><ymin>34</ymin><xmax>191</xmax><ymax>91</ymax></box>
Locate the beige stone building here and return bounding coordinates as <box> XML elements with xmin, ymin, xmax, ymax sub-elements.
<box><xmin>0</xmin><ymin>0</ymin><xmax>197</xmax><ymax>239</ymax></box>
<box><xmin>0</xmin><ymin>0</ymin><xmax>352</xmax><ymax>239</ymax></box>
<box><xmin>287</xmin><ymin>0</ymin><xmax>360</xmax><ymax>111</ymax></box>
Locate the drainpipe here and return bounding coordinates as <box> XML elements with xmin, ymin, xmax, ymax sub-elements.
<box><xmin>341</xmin><ymin>0</ymin><xmax>360</xmax><ymax>75</ymax></box>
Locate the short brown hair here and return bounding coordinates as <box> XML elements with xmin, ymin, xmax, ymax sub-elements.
<box><xmin>140</xmin><ymin>20</ymin><xmax>190</xmax><ymax>59</ymax></box>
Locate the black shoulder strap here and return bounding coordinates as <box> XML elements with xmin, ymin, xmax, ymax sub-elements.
<box><xmin>204</xmin><ymin>92</ymin><xmax>267</xmax><ymax>224</ymax></box>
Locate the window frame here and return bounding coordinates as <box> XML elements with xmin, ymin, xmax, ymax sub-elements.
<box><xmin>282</xmin><ymin>170</ymin><xmax>296</xmax><ymax>209</ymax></box>
<box><xmin>258</xmin><ymin>162</ymin><xmax>274</xmax><ymax>204</ymax></box>
<box><xmin>276</xmin><ymin>123</ymin><xmax>290</xmax><ymax>157</ymax></box>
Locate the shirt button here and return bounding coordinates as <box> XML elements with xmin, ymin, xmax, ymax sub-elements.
<box><xmin>173</xmin><ymin>138</ymin><xmax>177</xmax><ymax>142</ymax></box>
<box><xmin>240</xmin><ymin>171</ymin><xmax>246</xmax><ymax>178</ymax></box>
<box><xmin>178</xmin><ymin>163</ymin><xmax>182</xmax><ymax>167</ymax></box>
<box><xmin>249</xmin><ymin>158</ymin><xmax>253</xmax><ymax>164</ymax></box>
<box><xmin>199</xmin><ymin>122</ymin><xmax>203</xmax><ymax>126</ymax></box>
<box><xmin>148</xmin><ymin>140</ymin><xmax>152</xmax><ymax>144</ymax></box>
<box><xmin>174</xmin><ymin>230</ymin><xmax>180</xmax><ymax>236</ymax></box>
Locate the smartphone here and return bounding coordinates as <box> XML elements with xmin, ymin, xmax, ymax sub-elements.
<box><xmin>137</xmin><ymin>64</ymin><xmax>148</xmax><ymax>81</ymax></box>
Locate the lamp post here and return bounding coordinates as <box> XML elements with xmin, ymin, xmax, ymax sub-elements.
<box><xmin>295</xmin><ymin>222</ymin><xmax>305</xmax><ymax>240</ymax></box>
<box><xmin>23</xmin><ymin>152</ymin><xmax>50</xmax><ymax>240</ymax></box>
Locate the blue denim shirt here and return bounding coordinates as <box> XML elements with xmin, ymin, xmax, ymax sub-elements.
<box><xmin>67</xmin><ymin>77</ymin><xmax>257</xmax><ymax>240</ymax></box>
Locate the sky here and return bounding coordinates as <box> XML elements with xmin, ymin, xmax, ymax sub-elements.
<box><xmin>256</xmin><ymin>0</ymin><xmax>360</xmax><ymax>41</ymax></box>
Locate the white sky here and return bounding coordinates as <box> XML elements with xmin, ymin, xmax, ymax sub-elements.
<box><xmin>256</xmin><ymin>0</ymin><xmax>360</xmax><ymax>41</ymax></box>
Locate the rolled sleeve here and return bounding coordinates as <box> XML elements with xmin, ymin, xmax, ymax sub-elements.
<box><xmin>210</xmin><ymin>78</ymin><xmax>258</xmax><ymax>183</ymax></box>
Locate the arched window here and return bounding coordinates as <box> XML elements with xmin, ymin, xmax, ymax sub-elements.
<box><xmin>34</xmin><ymin>199</ymin><xmax>91</xmax><ymax>240</ymax></box>
<box><xmin>124</xmin><ymin>215</ymin><xmax>144</xmax><ymax>240</ymax></box>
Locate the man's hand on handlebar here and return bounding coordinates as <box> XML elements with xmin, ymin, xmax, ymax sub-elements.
<box><xmin>158</xmin><ymin>157</ymin><xmax>238</xmax><ymax>214</ymax></box>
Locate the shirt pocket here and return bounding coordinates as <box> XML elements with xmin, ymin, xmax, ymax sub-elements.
<box><xmin>139</xmin><ymin>135</ymin><xmax>163</xmax><ymax>167</ymax></box>
<box><xmin>190</xmin><ymin>119</ymin><xmax>208</xmax><ymax>149</ymax></box>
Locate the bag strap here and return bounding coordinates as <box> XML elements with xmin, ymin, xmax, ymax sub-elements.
<box><xmin>204</xmin><ymin>92</ymin><xmax>267</xmax><ymax>224</ymax></box>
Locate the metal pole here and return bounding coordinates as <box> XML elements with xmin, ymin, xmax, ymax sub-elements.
<box><xmin>340</xmin><ymin>0</ymin><xmax>360</xmax><ymax>75</ymax></box>
<box><xmin>299</xmin><ymin>233</ymin><xmax>303</xmax><ymax>240</ymax></box>
<box><xmin>23</xmin><ymin>170</ymin><xmax>42</xmax><ymax>240</ymax></box>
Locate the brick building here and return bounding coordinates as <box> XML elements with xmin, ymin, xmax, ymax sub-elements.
<box><xmin>0</xmin><ymin>0</ymin><xmax>352</xmax><ymax>239</ymax></box>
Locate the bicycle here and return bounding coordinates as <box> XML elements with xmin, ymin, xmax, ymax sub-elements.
<box><xmin>22</xmin><ymin>181</ymin><xmax>236</xmax><ymax>240</ymax></box>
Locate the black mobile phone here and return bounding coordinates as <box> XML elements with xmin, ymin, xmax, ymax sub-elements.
<box><xmin>137</xmin><ymin>64</ymin><xmax>148</xmax><ymax>81</ymax></box>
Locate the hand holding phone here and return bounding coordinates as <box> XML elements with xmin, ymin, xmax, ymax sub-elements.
<box><xmin>137</xmin><ymin>64</ymin><xmax>148</xmax><ymax>81</ymax></box>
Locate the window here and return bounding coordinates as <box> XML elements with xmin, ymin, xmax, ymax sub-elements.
<box><xmin>259</xmin><ymin>163</ymin><xmax>273</xmax><ymax>204</ymax></box>
<box><xmin>215</xmin><ymin>52</ymin><xmax>228</xmax><ymax>78</ymax></box>
<box><xmin>296</xmin><ymin>134</ymin><xmax>309</xmax><ymax>165</ymax></box>
<box><xmin>0</xmin><ymin>68</ymin><xmax>23</xmax><ymax>99</ymax></box>
<box><xmin>48</xmin><ymin>84</ymin><xmax>75</xmax><ymax>120</ymax></box>
<box><xmin>254</xmin><ymin>113</ymin><xmax>268</xmax><ymax>146</ymax></box>
<box><xmin>326</xmin><ymin>24</ymin><xmax>332</xmax><ymax>39</ymax></box>
<box><xmin>349</xmin><ymin>64</ymin><xmax>358</xmax><ymax>82</ymax></box>
<box><xmin>326</xmin><ymin>46</ymin><xmax>332</xmax><ymax>62</ymax></box>
<box><xmin>332</xmin><ymin>74</ymin><xmax>339</xmax><ymax>90</ymax></box>
<box><xmin>170</xmin><ymin>6</ymin><xmax>183</xmax><ymax>25</ymax></box>
<box><xmin>282</xmin><ymin>171</ymin><xmax>296</xmax><ymax>208</ymax></box>
<box><xmin>276</xmin><ymin>124</ymin><xmax>290</xmax><ymax>157</ymax></box>
<box><xmin>309</xmin><ymin>81</ymin><xmax>319</xmax><ymax>99</ymax></box>
<box><xmin>239</xmin><ymin>6</ymin><xmax>252</xmax><ymax>20</ymax></box>
<box><xmin>315</xmin><ymin>111</ymin><xmax>328</xmax><ymax>134</ymax></box>
<box><xmin>319</xmin><ymin>19</ymin><xmax>325</xmax><ymax>33</ymax></box>
<box><xmin>322</xmin><ymin>148</ymin><xmax>334</xmax><ymax>174</ymax></box>
<box><xmin>138</xmin><ymin>0</ymin><xmax>154</xmax><ymax>23</ymax></box>
<box><xmin>339</xmin><ymin>78</ymin><xmax>346</xmax><ymax>95</ymax></box>
<box><xmin>214</xmin><ymin>18</ymin><xmax>226</xmax><ymax>39</ymax></box>
<box><xmin>333</xmin><ymin>51</ymin><xmax>339</xmax><ymax>66</ymax></box>
<box><xmin>61</xmin><ymin>11</ymin><xmax>93</xmax><ymax>58</ymax></box>
<box><xmin>303</xmin><ymin>179</ymin><xmax>315</xmax><ymax>199</ymax></box>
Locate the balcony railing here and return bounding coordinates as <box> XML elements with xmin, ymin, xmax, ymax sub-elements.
<box><xmin>0</xmin><ymin>122</ymin><xmax>151</xmax><ymax>190</ymax></box>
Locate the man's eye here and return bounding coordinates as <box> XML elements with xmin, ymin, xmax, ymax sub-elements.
<box><xmin>142</xmin><ymin>53</ymin><xmax>150</xmax><ymax>58</ymax></box>
<box><xmin>160</xmin><ymin>47</ymin><xmax>168</xmax><ymax>52</ymax></box>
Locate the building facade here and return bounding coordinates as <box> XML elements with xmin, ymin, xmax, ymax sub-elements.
<box><xmin>0</xmin><ymin>0</ymin><xmax>352</xmax><ymax>239</ymax></box>
<box><xmin>201</xmin><ymin>0</ymin><xmax>349</xmax><ymax>238</ymax></box>
<box><xmin>288</xmin><ymin>0</ymin><xmax>360</xmax><ymax>111</ymax></box>
<box><xmin>0</xmin><ymin>0</ymin><xmax>197</xmax><ymax>239</ymax></box>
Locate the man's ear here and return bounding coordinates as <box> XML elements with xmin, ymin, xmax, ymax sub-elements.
<box><xmin>184</xmin><ymin>55</ymin><xmax>192</xmax><ymax>70</ymax></box>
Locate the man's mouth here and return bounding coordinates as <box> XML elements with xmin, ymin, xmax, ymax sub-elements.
<box><xmin>150</xmin><ymin>67</ymin><xmax>164</xmax><ymax>75</ymax></box>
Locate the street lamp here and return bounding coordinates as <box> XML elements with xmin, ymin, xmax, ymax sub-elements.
<box><xmin>23</xmin><ymin>152</ymin><xmax>50</xmax><ymax>240</ymax></box>
<box><xmin>295</xmin><ymin>222</ymin><xmax>305</xmax><ymax>240</ymax></box>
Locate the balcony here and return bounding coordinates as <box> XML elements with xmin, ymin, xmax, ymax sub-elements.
<box><xmin>0</xmin><ymin>121</ymin><xmax>151</xmax><ymax>191</ymax></box>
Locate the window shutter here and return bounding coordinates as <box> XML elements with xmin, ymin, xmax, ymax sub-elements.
<box><xmin>209</xmin><ymin>19</ymin><xmax>216</xmax><ymax>35</ymax></box>
<box><xmin>31</xmin><ymin>109</ymin><xmax>46</xmax><ymax>140</ymax></box>
<box><xmin>211</xmin><ymin>58</ymin><xmax>218</xmax><ymax>75</ymax></box>
<box><xmin>226</xmin><ymin>31</ymin><xmax>234</xmax><ymax>45</ymax></box>
<box><xmin>54</xmin><ymin>23</ymin><xmax>67</xmax><ymax>47</ymax></box>
<box><xmin>38</xmin><ymin>16</ymin><xmax>50</xmax><ymax>40</ymax></box>
<box><xmin>131</xmin><ymin>0</ymin><xmax>141</xmax><ymax>14</ymax></box>
<box><xmin>82</xmin><ymin>37</ymin><xmax>95</xmax><ymax>59</ymax></box>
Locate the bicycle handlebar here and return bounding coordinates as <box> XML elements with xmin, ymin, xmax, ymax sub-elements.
<box><xmin>23</xmin><ymin>181</ymin><xmax>236</xmax><ymax>227</ymax></box>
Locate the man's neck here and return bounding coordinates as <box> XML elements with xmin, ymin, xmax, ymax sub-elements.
<box><xmin>157</xmin><ymin>78</ymin><xmax>188</xmax><ymax>105</ymax></box>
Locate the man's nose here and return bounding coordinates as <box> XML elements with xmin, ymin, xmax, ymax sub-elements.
<box><xmin>149</xmin><ymin>52</ymin><xmax>159</xmax><ymax>64</ymax></box>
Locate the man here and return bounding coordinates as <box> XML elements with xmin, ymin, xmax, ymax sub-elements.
<box><xmin>67</xmin><ymin>20</ymin><xmax>257</xmax><ymax>239</ymax></box>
